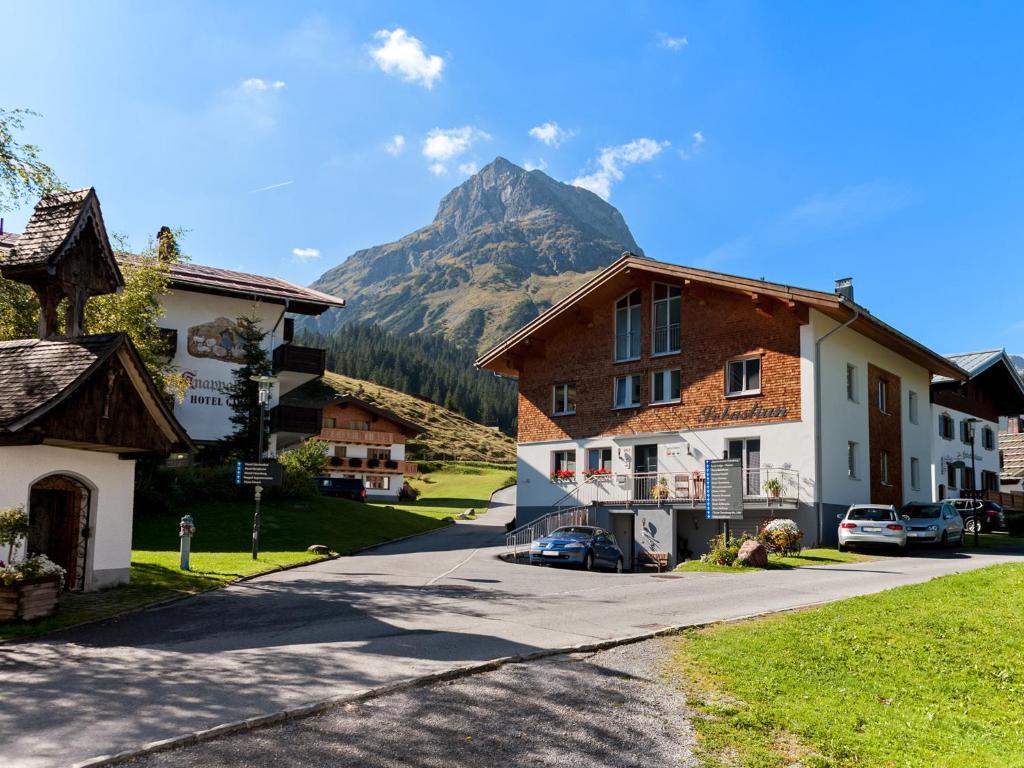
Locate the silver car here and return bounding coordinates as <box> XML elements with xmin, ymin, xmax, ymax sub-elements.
<box><xmin>838</xmin><ymin>504</ymin><xmax>907</xmax><ymax>552</ymax></box>
<box><xmin>900</xmin><ymin>501</ymin><xmax>964</xmax><ymax>546</ymax></box>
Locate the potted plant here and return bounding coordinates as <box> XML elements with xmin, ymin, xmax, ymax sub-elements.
<box><xmin>0</xmin><ymin>507</ymin><xmax>64</xmax><ymax>621</ymax></box>
<box><xmin>348</xmin><ymin>457</ymin><xmax>363</xmax><ymax>468</ymax></box>
<box><xmin>582</xmin><ymin>467</ymin><xmax>612</xmax><ymax>480</ymax></box>
<box><xmin>549</xmin><ymin>469</ymin><xmax>576</xmax><ymax>482</ymax></box>
<box><xmin>763</xmin><ymin>476</ymin><xmax>783</xmax><ymax>498</ymax></box>
<box><xmin>651</xmin><ymin>477</ymin><xmax>671</xmax><ymax>502</ymax></box>
<box><xmin>367</xmin><ymin>458</ymin><xmax>380</xmax><ymax>469</ymax></box>
<box><xmin>384</xmin><ymin>459</ymin><xmax>398</xmax><ymax>470</ymax></box>
<box><xmin>329</xmin><ymin>456</ymin><xmax>342</xmax><ymax>467</ymax></box>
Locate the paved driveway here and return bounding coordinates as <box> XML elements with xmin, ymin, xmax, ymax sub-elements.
<box><xmin>3</xmin><ymin>486</ymin><xmax>1022</xmax><ymax>767</ymax></box>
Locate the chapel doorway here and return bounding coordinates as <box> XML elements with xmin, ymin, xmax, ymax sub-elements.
<box><xmin>28</xmin><ymin>475</ymin><xmax>91</xmax><ymax>591</ymax></box>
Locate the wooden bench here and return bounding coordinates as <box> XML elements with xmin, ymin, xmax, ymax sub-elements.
<box><xmin>638</xmin><ymin>550</ymin><xmax>669</xmax><ymax>573</ymax></box>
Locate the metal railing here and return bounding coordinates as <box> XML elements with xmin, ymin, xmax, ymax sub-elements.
<box><xmin>505</xmin><ymin>505</ymin><xmax>597</xmax><ymax>555</ymax></box>
<box><xmin>653</xmin><ymin>324</ymin><xmax>681</xmax><ymax>355</ymax></box>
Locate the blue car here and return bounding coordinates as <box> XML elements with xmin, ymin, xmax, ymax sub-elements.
<box><xmin>529</xmin><ymin>526</ymin><xmax>625</xmax><ymax>573</ymax></box>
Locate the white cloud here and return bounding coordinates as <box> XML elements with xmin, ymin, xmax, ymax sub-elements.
<box><xmin>523</xmin><ymin>158</ymin><xmax>548</xmax><ymax>172</ymax></box>
<box><xmin>571</xmin><ymin>138</ymin><xmax>669</xmax><ymax>200</ymax></box>
<box><xmin>370</xmin><ymin>28</ymin><xmax>444</xmax><ymax>89</ymax></box>
<box><xmin>692</xmin><ymin>130</ymin><xmax>704</xmax><ymax>147</ymax></box>
<box><xmin>679</xmin><ymin>130</ymin><xmax>705</xmax><ymax>159</ymax></box>
<box><xmin>529</xmin><ymin>121</ymin><xmax>573</xmax><ymax>147</ymax></box>
<box><xmin>421</xmin><ymin>126</ymin><xmax>491</xmax><ymax>174</ymax></box>
<box><xmin>457</xmin><ymin>161</ymin><xmax>479</xmax><ymax>176</ymax></box>
<box><xmin>658</xmin><ymin>33</ymin><xmax>688</xmax><ymax>51</ymax></box>
<box><xmin>250</xmin><ymin>180</ymin><xmax>294</xmax><ymax>193</ymax></box>
<box><xmin>241</xmin><ymin>78</ymin><xmax>286</xmax><ymax>91</ymax></box>
<box><xmin>291</xmin><ymin>247</ymin><xmax>321</xmax><ymax>262</ymax></box>
<box><xmin>385</xmin><ymin>134</ymin><xmax>406</xmax><ymax>156</ymax></box>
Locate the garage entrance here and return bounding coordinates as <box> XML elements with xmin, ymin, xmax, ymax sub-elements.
<box><xmin>609</xmin><ymin>512</ymin><xmax>635</xmax><ymax>571</ymax></box>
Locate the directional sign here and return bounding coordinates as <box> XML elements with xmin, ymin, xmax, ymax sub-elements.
<box><xmin>704</xmin><ymin>458</ymin><xmax>744</xmax><ymax>520</ymax></box>
<box><xmin>235</xmin><ymin>460</ymin><xmax>283</xmax><ymax>487</ymax></box>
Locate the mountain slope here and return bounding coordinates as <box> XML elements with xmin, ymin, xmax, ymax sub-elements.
<box><xmin>284</xmin><ymin>371</ymin><xmax>516</xmax><ymax>463</ymax></box>
<box><xmin>308</xmin><ymin>157</ymin><xmax>641</xmax><ymax>352</ymax></box>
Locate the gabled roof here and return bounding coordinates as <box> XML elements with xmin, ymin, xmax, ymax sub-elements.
<box><xmin>1</xmin><ymin>188</ymin><xmax>122</xmax><ymax>290</ymax></box>
<box><xmin>932</xmin><ymin>348</ymin><xmax>1024</xmax><ymax>415</ymax></box>
<box><xmin>475</xmin><ymin>253</ymin><xmax>967</xmax><ymax>381</ymax></box>
<box><xmin>330</xmin><ymin>393</ymin><xmax>426</xmax><ymax>435</ymax></box>
<box><xmin>0</xmin><ymin>333</ymin><xmax>193</xmax><ymax>452</ymax></box>
<box><xmin>158</xmin><ymin>260</ymin><xmax>346</xmax><ymax>316</ymax></box>
<box><xmin>935</xmin><ymin>349</ymin><xmax>1022</xmax><ymax>383</ymax></box>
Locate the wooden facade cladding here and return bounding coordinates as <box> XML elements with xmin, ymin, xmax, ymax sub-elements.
<box><xmin>320</xmin><ymin>427</ymin><xmax>401</xmax><ymax>445</ymax></box>
<box><xmin>867</xmin><ymin>363</ymin><xmax>904</xmax><ymax>507</ymax></box>
<box><xmin>516</xmin><ymin>276</ymin><xmax>806</xmax><ymax>444</ymax></box>
<box><xmin>931</xmin><ymin>379</ymin><xmax>1003</xmax><ymax>424</ymax></box>
<box><xmin>318</xmin><ymin>403</ymin><xmax>410</xmax><ymax>443</ymax></box>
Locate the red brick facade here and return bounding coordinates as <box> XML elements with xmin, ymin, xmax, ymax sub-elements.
<box><xmin>517</xmin><ymin>276</ymin><xmax>806</xmax><ymax>443</ymax></box>
<box><xmin>867</xmin><ymin>363</ymin><xmax>903</xmax><ymax>507</ymax></box>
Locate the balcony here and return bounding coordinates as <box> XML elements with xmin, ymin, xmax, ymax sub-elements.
<box><xmin>272</xmin><ymin>343</ymin><xmax>326</xmax><ymax>396</ymax></box>
<box><xmin>269</xmin><ymin>404</ymin><xmax>322</xmax><ymax>437</ymax></box>
<box><xmin>554</xmin><ymin>468</ymin><xmax>800</xmax><ymax>510</ymax></box>
<box><xmin>323</xmin><ymin>456</ymin><xmax>419</xmax><ymax>475</ymax></box>
<box><xmin>320</xmin><ymin>427</ymin><xmax>399</xmax><ymax>446</ymax></box>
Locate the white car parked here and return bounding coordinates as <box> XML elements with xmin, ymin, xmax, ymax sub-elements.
<box><xmin>838</xmin><ymin>504</ymin><xmax>907</xmax><ymax>553</ymax></box>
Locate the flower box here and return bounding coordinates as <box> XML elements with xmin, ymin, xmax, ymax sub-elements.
<box><xmin>0</xmin><ymin>574</ymin><xmax>61</xmax><ymax>622</ymax></box>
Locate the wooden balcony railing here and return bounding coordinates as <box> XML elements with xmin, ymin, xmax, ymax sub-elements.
<box><xmin>319</xmin><ymin>427</ymin><xmax>400</xmax><ymax>445</ymax></box>
<box><xmin>322</xmin><ymin>457</ymin><xmax>419</xmax><ymax>475</ymax></box>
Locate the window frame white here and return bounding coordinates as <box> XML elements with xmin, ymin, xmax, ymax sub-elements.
<box><xmin>725</xmin><ymin>356</ymin><xmax>762</xmax><ymax>398</ymax></box>
<box><xmin>908</xmin><ymin>390</ymin><xmax>918</xmax><ymax>424</ymax></box>
<box><xmin>551</xmin><ymin>449</ymin><xmax>577</xmax><ymax>474</ymax></box>
<box><xmin>881</xmin><ymin>449</ymin><xmax>891</xmax><ymax>485</ymax></box>
<box><xmin>877</xmin><ymin>379</ymin><xmax>889</xmax><ymax>414</ymax></box>
<box><xmin>613</xmin><ymin>374</ymin><xmax>642</xmax><ymax>409</ymax></box>
<box><xmin>650</xmin><ymin>368</ymin><xmax>681</xmax><ymax>405</ymax></box>
<box><xmin>848</xmin><ymin>441</ymin><xmax>858</xmax><ymax>479</ymax></box>
<box><xmin>846</xmin><ymin>364</ymin><xmax>858</xmax><ymax>403</ymax></box>
<box><xmin>651</xmin><ymin>282</ymin><xmax>682</xmax><ymax>357</ymax></box>
<box><xmin>552</xmin><ymin>382</ymin><xmax>577</xmax><ymax>416</ymax></box>
<box><xmin>910</xmin><ymin>456</ymin><xmax>920</xmax><ymax>490</ymax></box>
<box><xmin>586</xmin><ymin>447</ymin><xmax>613</xmax><ymax>472</ymax></box>
<box><xmin>613</xmin><ymin>289</ymin><xmax>642</xmax><ymax>363</ymax></box>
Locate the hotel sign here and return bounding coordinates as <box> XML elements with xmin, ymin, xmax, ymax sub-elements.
<box><xmin>697</xmin><ymin>403</ymin><xmax>789</xmax><ymax>424</ymax></box>
<box><xmin>704</xmin><ymin>458</ymin><xmax>744</xmax><ymax>520</ymax></box>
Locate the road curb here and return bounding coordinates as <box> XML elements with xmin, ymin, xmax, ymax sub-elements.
<box><xmin>69</xmin><ymin>601</ymin><xmax>831</xmax><ymax>768</ymax></box>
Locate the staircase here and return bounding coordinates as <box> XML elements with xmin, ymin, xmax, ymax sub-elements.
<box><xmin>505</xmin><ymin>504</ymin><xmax>597</xmax><ymax>555</ymax></box>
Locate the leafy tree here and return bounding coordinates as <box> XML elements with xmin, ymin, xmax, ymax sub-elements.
<box><xmin>223</xmin><ymin>312</ymin><xmax>272</xmax><ymax>460</ymax></box>
<box><xmin>277</xmin><ymin>439</ymin><xmax>328</xmax><ymax>497</ymax></box>
<box><xmin>0</xmin><ymin>108</ymin><xmax>63</xmax><ymax>211</ymax></box>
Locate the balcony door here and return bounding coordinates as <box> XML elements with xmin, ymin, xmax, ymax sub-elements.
<box><xmin>634</xmin><ymin>444</ymin><xmax>658</xmax><ymax>500</ymax></box>
<box><xmin>726</xmin><ymin>438</ymin><xmax>761</xmax><ymax>495</ymax></box>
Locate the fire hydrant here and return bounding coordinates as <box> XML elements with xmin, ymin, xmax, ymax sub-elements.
<box><xmin>179</xmin><ymin>515</ymin><xmax>196</xmax><ymax>571</ymax></box>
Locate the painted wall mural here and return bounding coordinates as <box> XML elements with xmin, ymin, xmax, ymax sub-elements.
<box><xmin>187</xmin><ymin>317</ymin><xmax>245</xmax><ymax>362</ymax></box>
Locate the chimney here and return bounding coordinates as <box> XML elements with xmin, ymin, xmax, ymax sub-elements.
<box><xmin>835</xmin><ymin>277</ymin><xmax>854</xmax><ymax>302</ymax></box>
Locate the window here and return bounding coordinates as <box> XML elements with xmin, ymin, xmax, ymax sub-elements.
<box><xmin>881</xmin><ymin>450</ymin><xmax>890</xmax><ymax>485</ymax></box>
<box><xmin>613</xmin><ymin>374</ymin><xmax>642</xmax><ymax>408</ymax></box>
<box><xmin>963</xmin><ymin>467</ymin><xmax>976</xmax><ymax>491</ymax></box>
<box><xmin>877</xmin><ymin>379</ymin><xmax>888</xmax><ymax>414</ymax></box>
<box><xmin>939</xmin><ymin>413</ymin><xmax>954</xmax><ymax>440</ymax></box>
<box><xmin>333</xmin><ymin>445</ymin><xmax>347</xmax><ymax>459</ymax></box>
<box><xmin>586</xmin><ymin>447</ymin><xmax>613</xmax><ymax>472</ymax></box>
<box><xmin>846</xmin><ymin>364</ymin><xmax>858</xmax><ymax>402</ymax></box>
<box><xmin>350</xmin><ymin>420</ymin><xmax>370</xmax><ymax>431</ymax></box>
<box><xmin>552</xmin><ymin>450</ymin><xmax>576</xmax><ymax>474</ymax></box>
<box><xmin>908</xmin><ymin>391</ymin><xmax>918</xmax><ymax>424</ymax></box>
<box><xmin>552</xmin><ymin>382</ymin><xmax>576</xmax><ymax>416</ymax></box>
<box><xmin>982</xmin><ymin>470</ymin><xmax>999</xmax><ymax>491</ymax></box>
<box><xmin>982</xmin><ymin>426</ymin><xmax>995</xmax><ymax>450</ymax></box>
<box><xmin>848</xmin><ymin>441</ymin><xmax>858</xmax><ymax>479</ymax></box>
<box><xmin>726</xmin><ymin>357</ymin><xmax>761</xmax><ymax>397</ymax></box>
<box><xmin>651</xmin><ymin>369</ymin><xmax>681</xmax><ymax>404</ymax></box>
<box><xmin>947</xmin><ymin>463</ymin><xmax>958</xmax><ymax>489</ymax></box>
<box><xmin>368</xmin><ymin>447</ymin><xmax>391</xmax><ymax>461</ymax></box>
<box><xmin>365</xmin><ymin>475</ymin><xmax>389</xmax><ymax>490</ymax></box>
<box><xmin>652</xmin><ymin>283</ymin><xmax>681</xmax><ymax>355</ymax></box>
<box><xmin>323</xmin><ymin>417</ymin><xmax>336</xmax><ymax>428</ymax></box>
<box><xmin>911</xmin><ymin>457</ymin><xmax>920</xmax><ymax>490</ymax></box>
<box><xmin>614</xmin><ymin>290</ymin><xmax>642</xmax><ymax>361</ymax></box>
<box><xmin>960</xmin><ymin>419</ymin><xmax>973</xmax><ymax>444</ymax></box>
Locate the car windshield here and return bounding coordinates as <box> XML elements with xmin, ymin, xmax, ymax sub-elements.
<box><xmin>549</xmin><ymin>527</ymin><xmax>594</xmax><ymax>539</ymax></box>
<box><xmin>901</xmin><ymin>504</ymin><xmax>942</xmax><ymax>519</ymax></box>
<box><xmin>847</xmin><ymin>508</ymin><xmax>894</xmax><ymax>521</ymax></box>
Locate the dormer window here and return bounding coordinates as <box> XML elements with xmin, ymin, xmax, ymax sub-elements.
<box><xmin>652</xmin><ymin>283</ymin><xmax>681</xmax><ymax>356</ymax></box>
<box><xmin>614</xmin><ymin>290</ymin><xmax>641</xmax><ymax>362</ymax></box>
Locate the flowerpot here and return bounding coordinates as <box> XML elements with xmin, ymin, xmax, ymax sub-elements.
<box><xmin>0</xmin><ymin>574</ymin><xmax>61</xmax><ymax>621</ymax></box>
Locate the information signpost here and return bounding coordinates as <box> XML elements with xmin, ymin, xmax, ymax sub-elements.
<box><xmin>704</xmin><ymin>458</ymin><xmax>744</xmax><ymax>536</ymax></box>
<box><xmin>235</xmin><ymin>461</ymin><xmax>282</xmax><ymax>559</ymax></box>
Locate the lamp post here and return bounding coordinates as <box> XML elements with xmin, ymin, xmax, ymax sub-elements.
<box><xmin>965</xmin><ymin>417</ymin><xmax>980</xmax><ymax>547</ymax></box>
<box><xmin>249</xmin><ymin>374</ymin><xmax>278</xmax><ymax>560</ymax></box>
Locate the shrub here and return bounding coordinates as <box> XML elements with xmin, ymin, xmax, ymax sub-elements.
<box><xmin>276</xmin><ymin>439</ymin><xmax>329</xmax><ymax>499</ymax></box>
<box><xmin>134</xmin><ymin>464</ymin><xmax>244</xmax><ymax>516</ymax></box>
<box><xmin>0</xmin><ymin>506</ymin><xmax>30</xmax><ymax>563</ymax></box>
<box><xmin>701</xmin><ymin>533</ymin><xmax>756</xmax><ymax>567</ymax></box>
<box><xmin>758</xmin><ymin>518</ymin><xmax>803</xmax><ymax>556</ymax></box>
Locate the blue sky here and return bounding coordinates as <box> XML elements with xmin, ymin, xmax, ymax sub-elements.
<box><xmin>2</xmin><ymin>1</ymin><xmax>1021</xmax><ymax>353</ymax></box>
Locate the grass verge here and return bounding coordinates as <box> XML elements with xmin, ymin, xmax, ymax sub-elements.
<box><xmin>674</xmin><ymin>548</ymin><xmax>877</xmax><ymax>573</ymax></box>
<box><xmin>367</xmin><ymin>465</ymin><xmax>512</xmax><ymax>518</ymax></box>
<box><xmin>668</xmin><ymin>563</ymin><xmax>1024</xmax><ymax>767</ymax></box>
<box><xmin>1</xmin><ymin>494</ymin><xmax>445</xmax><ymax>641</ymax></box>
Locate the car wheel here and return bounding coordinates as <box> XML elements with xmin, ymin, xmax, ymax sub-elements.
<box><xmin>838</xmin><ymin>541</ymin><xmax>848</xmax><ymax>553</ymax></box>
<box><xmin>583</xmin><ymin>552</ymin><xmax>595</xmax><ymax>571</ymax></box>
<box><xmin>615</xmin><ymin>557</ymin><xmax>624</xmax><ymax>574</ymax></box>
<box><xmin>896</xmin><ymin>543</ymin><xmax>907</xmax><ymax>556</ymax></box>
<box><xmin>965</xmin><ymin>517</ymin><xmax>980</xmax><ymax>535</ymax></box>
<box><xmin>941</xmin><ymin>531</ymin><xmax>949</xmax><ymax>547</ymax></box>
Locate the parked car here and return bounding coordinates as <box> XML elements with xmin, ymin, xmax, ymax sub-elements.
<box><xmin>316</xmin><ymin>476</ymin><xmax>367</xmax><ymax>501</ymax></box>
<box><xmin>950</xmin><ymin>499</ymin><xmax>1006</xmax><ymax>533</ymax></box>
<box><xmin>529</xmin><ymin>526</ymin><xmax>625</xmax><ymax>572</ymax></box>
<box><xmin>899</xmin><ymin>501</ymin><xmax>964</xmax><ymax>546</ymax></box>
<box><xmin>837</xmin><ymin>504</ymin><xmax>906</xmax><ymax>553</ymax></box>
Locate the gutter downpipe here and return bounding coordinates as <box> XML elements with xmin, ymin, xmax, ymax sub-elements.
<box><xmin>814</xmin><ymin>301</ymin><xmax>860</xmax><ymax>547</ymax></box>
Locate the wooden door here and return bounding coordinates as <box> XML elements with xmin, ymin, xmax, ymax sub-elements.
<box><xmin>28</xmin><ymin>481</ymin><xmax>83</xmax><ymax>590</ymax></box>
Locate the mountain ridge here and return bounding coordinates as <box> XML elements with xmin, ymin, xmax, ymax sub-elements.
<box><xmin>307</xmin><ymin>157</ymin><xmax>642</xmax><ymax>352</ymax></box>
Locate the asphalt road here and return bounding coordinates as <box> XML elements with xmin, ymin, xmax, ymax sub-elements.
<box><xmin>3</xmin><ymin>486</ymin><xmax>1022</xmax><ymax>767</ymax></box>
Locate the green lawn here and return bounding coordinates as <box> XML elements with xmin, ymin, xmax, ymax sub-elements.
<box><xmin>1</xmin><ymin>494</ymin><xmax>445</xmax><ymax>641</ymax></box>
<box><xmin>367</xmin><ymin>465</ymin><xmax>513</xmax><ymax>518</ymax></box>
<box><xmin>668</xmin><ymin>563</ymin><xmax>1024</xmax><ymax>767</ymax></box>
<box><xmin>674</xmin><ymin>548</ymin><xmax>877</xmax><ymax>573</ymax></box>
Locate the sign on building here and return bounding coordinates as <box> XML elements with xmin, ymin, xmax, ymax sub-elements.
<box><xmin>704</xmin><ymin>458</ymin><xmax>744</xmax><ymax>520</ymax></box>
<box><xmin>234</xmin><ymin>461</ymin><xmax>283</xmax><ymax>487</ymax></box>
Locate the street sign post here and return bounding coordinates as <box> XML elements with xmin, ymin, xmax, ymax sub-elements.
<box><xmin>234</xmin><ymin>461</ymin><xmax>283</xmax><ymax>487</ymax></box>
<box><xmin>704</xmin><ymin>458</ymin><xmax>744</xmax><ymax>524</ymax></box>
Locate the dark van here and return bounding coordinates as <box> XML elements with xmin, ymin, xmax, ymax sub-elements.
<box><xmin>316</xmin><ymin>477</ymin><xmax>367</xmax><ymax>501</ymax></box>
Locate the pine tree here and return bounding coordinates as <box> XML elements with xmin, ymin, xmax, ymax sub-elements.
<box><xmin>223</xmin><ymin>312</ymin><xmax>271</xmax><ymax>460</ymax></box>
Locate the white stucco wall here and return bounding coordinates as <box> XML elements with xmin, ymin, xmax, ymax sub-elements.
<box><xmin>160</xmin><ymin>291</ymin><xmax>289</xmax><ymax>444</ymax></box>
<box><xmin>0</xmin><ymin>444</ymin><xmax>135</xmax><ymax>589</ymax></box>
<box><xmin>811</xmin><ymin>309</ymin><xmax>933</xmax><ymax>509</ymax></box>
<box><xmin>929</xmin><ymin>405</ymin><xmax>1000</xmax><ymax>499</ymax></box>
